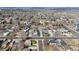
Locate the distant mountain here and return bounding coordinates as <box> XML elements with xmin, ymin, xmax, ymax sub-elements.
<box><xmin>0</xmin><ymin>7</ymin><xmax>79</xmax><ymax>12</ymax></box>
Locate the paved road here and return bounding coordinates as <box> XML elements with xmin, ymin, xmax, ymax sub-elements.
<box><xmin>1</xmin><ymin>36</ymin><xmax>79</xmax><ymax>40</ymax></box>
<box><xmin>62</xmin><ymin>24</ymin><xmax>79</xmax><ymax>36</ymax></box>
<box><xmin>38</xmin><ymin>40</ymin><xmax>43</xmax><ymax>51</ymax></box>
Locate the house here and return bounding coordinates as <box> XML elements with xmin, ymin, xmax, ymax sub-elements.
<box><xmin>3</xmin><ymin>32</ymin><xmax>10</xmax><ymax>36</ymax></box>
<box><xmin>48</xmin><ymin>39</ymin><xmax>57</xmax><ymax>45</ymax></box>
<box><xmin>48</xmin><ymin>39</ymin><xmax>63</xmax><ymax>46</ymax></box>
